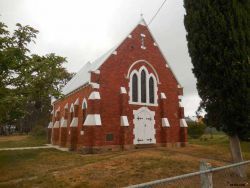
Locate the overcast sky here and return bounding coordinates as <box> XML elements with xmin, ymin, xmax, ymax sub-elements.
<box><xmin>0</xmin><ymin>0</ymin><xmax>201</xmax><ymax>117</ymax></box>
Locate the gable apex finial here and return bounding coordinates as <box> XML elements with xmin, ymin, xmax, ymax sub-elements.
<box><xmin>139</xmin><ymin>13</ymin><xmax>147</xmax><ymax>26</ymax></box>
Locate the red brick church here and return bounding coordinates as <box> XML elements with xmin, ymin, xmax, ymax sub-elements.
<box><xmin>48</xmin><ymin>19</ymin><xmax>188</xmax><ymax>152</ymax></box>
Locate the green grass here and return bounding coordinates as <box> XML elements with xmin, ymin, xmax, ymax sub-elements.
<box><xmin>0</xmin><ymin>135</ymin><xmax>47</xmax><ymax>148</ymax></box>
<box><xmin>0</xmin><ymin>134</ymin><xmax>249</xmax><ymax>187</ymax></box>
<box><xmin>189</xmin><ymin>133</ymin><xmax>250</xmax><ymax>159</ymax></box>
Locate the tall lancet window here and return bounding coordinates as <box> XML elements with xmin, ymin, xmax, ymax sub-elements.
<box><xmin>132</xmin><ymin>74</ymin><xmax>138</xmax><ymax>102</ymax></box>
<box><xmin>149</xmin><ymin>77</ymin><xmax>154</xmax><ymax>104</ymax></box>
<box><xmin>69</xmin><ymin>104</ymin><xmax>74</xmax><ymax>124</ymax></box>
<box><xmin>141</xmin><ymin>70</ymin><xmax>146</xmax><ymax>103</ymax></box>
<box><xmin>82</xmin><ymin>101</ymin><xmax>87</xmax><ymax>124</ymax></box>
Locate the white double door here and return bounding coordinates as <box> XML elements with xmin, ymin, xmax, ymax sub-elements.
<box><xmin>133</xmin><ymin>107</ymin><xmax>156</xmax><ymax>144</ymax></box>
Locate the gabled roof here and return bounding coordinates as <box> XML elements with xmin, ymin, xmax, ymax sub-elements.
<box><xmin>61</xmin><ymin>18</ymin><xmax>181</xmax><ymax>95</ymax></box>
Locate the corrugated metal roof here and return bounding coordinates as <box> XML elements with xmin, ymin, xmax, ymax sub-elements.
<box><xmin>61</xmin><ymin>46</ymin><xmax>117</xmax><ymax>95</ymax></box>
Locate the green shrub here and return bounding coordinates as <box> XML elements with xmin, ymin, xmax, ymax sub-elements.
<box><xmin>31</xmin><ymin>125</ymin><xmax>47</xmax><ymax>137</ymax></box>
<box><xmin>188</xmin><ymin>122</ymin><xmax>206</xmax><ymax>139</ymax></box>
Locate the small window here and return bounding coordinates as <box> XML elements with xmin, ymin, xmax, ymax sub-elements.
<box><xmin>149</xmin><ymin>77</ymin><xmax>154</xmax><ymax>103</ymax></box>
<box><xmin>141</xmin><ymin>70</ymin><xmax>146</xmax><ymax>103</ymax></box>
<box><xmin>106</xmin><ymin>133</ymin><xmax>113</xmax><ymax>141</ymax></box>
<box><xmin>132</xmin><ymin>74</ymin><xmax>138</xmax><ymax>102</ymax></box>
<box><xmin>82</xmin><ymin>102</ymin><xmax>87</xmax><ymax>124</ymax></box>
<box><xmin>69</xmin><ymin>112</ymin><xmax>73</xmax><ymax>123</ymax></box>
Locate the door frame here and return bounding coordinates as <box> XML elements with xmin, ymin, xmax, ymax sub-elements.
<box><xmin>133</xmin><ymin>107</ymin><xmax>156</xmax><ymax>144</ymax></box>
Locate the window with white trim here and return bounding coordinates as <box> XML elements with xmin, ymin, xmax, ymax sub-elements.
<box><xmin>132</xmin><ymin>74</ymin><xmax>138</xmax><ymax>102</ymax></box>
<box><xmin>82</xmin><ymin>99</ymin><xmax>87</xmax><ymax>124</ymax></box>
<box><xmin>149</xmin><ymin>77</ymin><xmax>154</xmax><ymax>104</ymax></box>
<box><xmin>141</xmin><ymin>70</ymin><xmax>146</xmax><ymax>103</ymax></box>
<box><xmin>69</xmin><ymin>104</ymin><xmax>74</xmax><ymax>124</ymax></box>
<box><xmin>129</xmin><ymin>66</ymin><xmax>158</xmax><ymax>106</ymax></box>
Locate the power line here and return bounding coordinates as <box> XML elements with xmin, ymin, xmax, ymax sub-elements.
<box><xmin>148</xmin><ymin>0</ymin><xmax>167</xmax><ymax>26</ymax></box>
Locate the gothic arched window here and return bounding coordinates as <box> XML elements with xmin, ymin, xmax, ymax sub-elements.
<box><xmin>132</xmin><ymin>74</ymin><xmax>138</xmax><ymax>102</ymax></box>
<box><xmin>141</xmin><ymin>70</ymin><xmax>146</xmax><ymax>103</ymax></box>
<box><xmin>149</xmin><ymin>77</ymin><xmax>154</xmax><ymax>103</ymax></box>
<box><xmin>69</xmin><ymin>104</ymin><xmax>74</xmax><ymax>124</ymax></box>
<box><xmin>82</xmin><ymin>101</ymin><xmax>87</xmax><ymax>124</ymax></box>
<box><xmin>129</xmin><ymin>64</ymin><xmax>158</xmax><ymax>105</ymax></box>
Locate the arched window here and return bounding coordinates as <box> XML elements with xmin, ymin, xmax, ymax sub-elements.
<box><xmin>82</xmin><ymin>101</ymin><xmax>87</xmax><ymax>124</ymax></box>
<box><xmin>129</xmin><ymin>64</ymin><xmax>158</xmax><ymax>105</ymax></box>
<box><xmin>69</xmin><ymin>104</ymin><xmax>74</xmax><ymax>124</ymax></box>
<box><xmin>149</xmin><ymin>77</ymin><xmax>154</xmax><ymax>104</ymax></box>
<box><xmin>132</xmin><ymin>74</ymin><xmax>138</xmax><ymax>102</ymax></box>
<box><xmin>141</xmin><ymin>70</ymin><xmax>146</xmax><ymax>103</ymax></box>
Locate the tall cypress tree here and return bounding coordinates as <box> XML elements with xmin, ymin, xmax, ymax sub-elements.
<box><xmin>184</xmin><ymin>0</ymin><xmax>249</xmax><ymax>170</ymax></box>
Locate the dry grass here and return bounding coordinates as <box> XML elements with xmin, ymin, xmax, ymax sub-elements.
<box><xmin>0</xmin><ymin>135</ymin><xmax>47</xmax><ymax>148</ymax></box>
<box><xmin>0</xmin><ymin>135</ymin><xmax>28</xmax><ymax>142</ymax></box>
<box><xmin>0</xmin><ymin>134</ymin><xmax>249</xmax><ymax>188</ymax></box>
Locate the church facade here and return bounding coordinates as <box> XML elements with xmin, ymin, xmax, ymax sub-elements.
<box><xmin>48</xmin><ymin>19</ymin><xmax>188</xmax><ymax>152</ymax></box>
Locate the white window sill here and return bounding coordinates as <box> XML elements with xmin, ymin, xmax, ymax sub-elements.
<box><xmin>129</xmin><ymin>101</ymin><xmax>158</xmax><ymax>107</ymax></box>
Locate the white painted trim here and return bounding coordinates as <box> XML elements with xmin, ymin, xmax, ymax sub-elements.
<box><xmin>70</xmin><ymin>103</ymin><xmax>74</xmax><ymax>112</ymax></box>
<box><xmin>178</xmin><ymin>95</ymin><xmax>183</xmax><ymax>100</ymax></box>
<box><xmin>64</xmin><ymin>103</ymin><xmax>68</xmax><ymax>109</ymax></box>
<box><xmin>51</xmin><ymin>96</ymin><xmax>56</xmax><ymax>105</ymax></box>
<box><xmin>90</xmin><ymin>82</ymin><xmax>100</xmax><ymax>89</ymax></box>
<box><xmin>166</xmin><ymin>64</ymin><xmax>169</xmax><ymax>68</ymax></box>
<box><xmin>133</xmin><ymin>107</ymin><xmax>156</xmax><ymax>144</ymax></box>
<box><xmin>140</xmin><ymin>33</ymin><xmax>146</xmax><ymax>37</ymax></box>
<box><xmin>74</xmin><ymin>98</ymin><xmax>79</xmax><ymax>105</ymax></box>
<box><xmin>55</xmin><ymin>107</ymin><xmax>60</xmax><ymax>113</ymax></box>
<box><xmin>93</xmin><ymin>70</ymin><xmax>100</xmax><ymax>74</ymax></box>
<box><xmin>80</xmin><ymin>130</ymin><xmax>84</xmax><ymax>135</ymax></box>
<box><xmin>129</xmin><ymin>101</ymin><xmax>158</xmax><ymax>106</ymax></box>
<box><xmin>82</xmin><ymin>98</ymin><xmax>87</xmax><ymax>109</ymax></box>
<box><xmin>148</xmin><ymin>73</ymin><xmax>158</xmax><ymax>104</ymax></box>
<box><xmin>88</xmin><ymin>91</ymin><xmax>101</xmax><ymax>100</ymax></box>
<box><xmin>127</xmin><ymin>60</ymin><xmax>160</xmax><ymax>84</ymax></box>
<box><xmin>179</xmin><ymin>102</ymin><xmax>183</xmax><ymax>107</ymax></box>
<box><xmin>178</xmin><ymin>85</ymin><xmax>181</xmax><ymax>88</ymax></box>
<box><xmin>60</xmin><ymin>117</ymin><xmax>67</xmax><ymax>128</ymax></box>
<box><xmin>120</xmin><ymin>87</ymin><xmax>127</xmax><ymax>94</ymax></box>
<box><xmin>180</xmin><ymin>119</ymin><xmax>188</xmax><ymax>127</ymax></box>
<box><xmin>120</xmin><ymin>116</ymin><xmax>129</xmax><ymax>126</ymax></box>
<box><xmin>139</xmin><ymin>18</ymin><xmax>147</xmax><ymax>26</ymax></box>
<box><xmin>112</xmin><ymin>51</ymin><xmax>117</xmax><ymax>55</ymax></box>
<box><xmin>133</xmin><ymin>106</ymin><xmax>155</xmax><ymax>116</ymax></box>
<box><xmin>53</xmin><ymin>121</ymin><xmax>60</xmax><ymax>128</ymax></box>
<box><xmin>48</xmin><ymin>122</ymin><xmax>53</xmax><ymax>128</ymax></box>
<box><xmin>139</xmin><ymin>66</ymin><xmax>149</xmax><ymax>103</ymax></box>
<box><xmin>162</xmin><ymin>118</ymin><xmax>170</xmax><ymax>127</ymax></box>
<box><xmin>141</xmin><ymin>46</ymin><xmax>146</xmax><ymax>50</ymax></box>
<box><xmin>128</xmin><ymin>34</ymin><xmax>132</xmax><ymax>38</ymax></box>
<box><xmin>84</xmin><ymin>114</ymin><xmax>102</xmax><ymax>126</ymax></box>
<box><xmin>70</xmin><ymin>117</ymin><xmax>78</xmax><ymax>127</ymax></box>
<box><xmin>153</xmin><ymin>42</ymin><xmax>157</xmax><ymax>46</ymax></box>
<box><xmin>50</xmin><ymin>110</ymin><xmax>54</xmax><ymax>114</ymax></box>
<box><xmin>160</xmin><ymin>93</ymin><xmax>167</xmax><ymax>99</ymax></box>
<box><xmin>129</xmin><ymin>66</ymin><xmax>158</xmax><ymax>106</ymax></box>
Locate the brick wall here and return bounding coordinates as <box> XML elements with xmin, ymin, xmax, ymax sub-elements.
<box><xmin>48</xmin><ymin>23</ymin><xmax>187</xmax><ymax>151</ymax></box>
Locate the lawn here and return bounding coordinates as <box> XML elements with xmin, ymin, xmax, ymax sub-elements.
<box><xmin>0</xmin><ymin>134</ymin><xmax>249</xmax><ymax>188</ymax></box>
<box><xmin>0</xmin><ymin>135</ymin><xmax>47</xmax><ymax>148</ymax></box>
